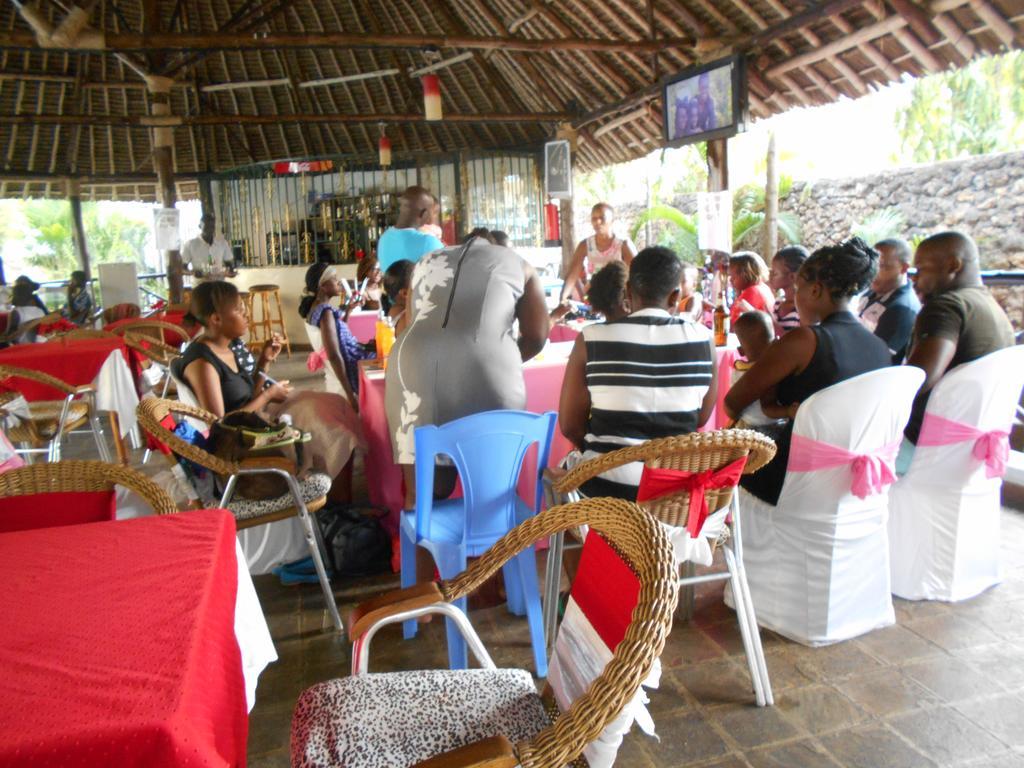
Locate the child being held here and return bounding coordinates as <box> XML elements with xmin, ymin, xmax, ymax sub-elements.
<box><xmin>382</xmin><ymin>259</ymin><xmax>415</xmax><ymax>338</ymax></box>
<box><xmin>731</xmin><ymin>311</ymin><xmax>789</xmax><ymax>428</ymax></box>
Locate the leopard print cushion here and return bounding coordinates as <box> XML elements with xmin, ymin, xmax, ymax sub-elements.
<box><xmin>291</xmin><ymin>668</ymin><xmax>550</xmax><ymax>768</ymax></box>
<box><xmin>226</xmin><ymin>472</ymin><xmax>331</xmax><ymax>522</ymax></box>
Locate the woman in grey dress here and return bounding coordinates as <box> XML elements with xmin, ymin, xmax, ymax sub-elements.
<box><xmin>385</xmin><ymin>230</ymin><xmax>550</xmax><ymax>508</ymax></box>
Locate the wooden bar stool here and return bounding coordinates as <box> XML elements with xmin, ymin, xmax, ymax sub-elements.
<box><xmin>246</xmin><ymin>284</ymin><xmax>291</xmax><ymax>357</ymax></box>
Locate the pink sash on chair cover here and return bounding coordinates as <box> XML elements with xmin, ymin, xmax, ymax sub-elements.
<box><xmin>916</xmin><ymin>413</ymin><xmax>1011</xmax><ymax>479</ymax></box>
<box><xmin>788</xmin><ymin>434</ymin><xmax>901</xmax><ymax>499</ymax></box>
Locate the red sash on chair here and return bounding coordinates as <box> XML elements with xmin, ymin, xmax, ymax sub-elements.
<box><xmin>636</xmin><ymin>457</ymin><xmax>748</xmax><ymax>538</ymax></box>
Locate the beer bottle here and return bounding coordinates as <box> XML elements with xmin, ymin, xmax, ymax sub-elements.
<box><xmin>713</xmin><ymin>284</ymin><xmax>729</xmax><ymax>347</ymax></box>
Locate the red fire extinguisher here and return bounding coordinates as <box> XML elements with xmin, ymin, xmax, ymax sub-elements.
<box><xmin>544</xmin><ymin>200</ymin><xmax>561</xmax><ymax>244</ymax></box>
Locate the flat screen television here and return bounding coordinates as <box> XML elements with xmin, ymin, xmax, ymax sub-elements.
<box><xmin>662</xmin><ymin>55</ymin><xmax>747</xmax><ymax>148</ymax></box>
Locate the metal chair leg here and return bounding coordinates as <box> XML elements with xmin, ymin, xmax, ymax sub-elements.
<box><xmin>723</xmin><ymin>545</ymin><xmax>766</xmax><ymax>707</ymax></box>
<box><xmin>543</xmin><ymin>530</ymin><xmax>565</xmax><ymax>655</ymax></box>
<box><xmin>728</xmin><ymin>492</ymin><xmax>772</xmax><ymax>705</ymax></box>
<box><xmin>287</xmin><ymin>477</ymin><xmax>343</xmax><ymax>633</ymax></box>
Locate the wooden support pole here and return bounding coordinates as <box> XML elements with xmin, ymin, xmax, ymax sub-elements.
<box><xmin>198</xmin><ymin>176</ymin><xmax>214</xmax><ymax>216</ymax></box>
<box><xmin>763</xmin><ymin>133</ymin><xmax>779</xmax><ymax>258</ymax></box>
<box><xmin>559</xmin><ymin>197</ymin><xmax>575</xmax><ymax>280</ymax></box>
<box><xmin>707</xmin><ymin>139</ymin><xmax>729</xmax><ymax>194</ymax></box>
<box><xmin>67</xmin><ymin>178</ymin><xmax>91</xmax><ymax>280</ymax></box>
<box><xmin>147</xmin><ymin>76</ymin><xmax>184</xmax><ymax>304</ymax></box>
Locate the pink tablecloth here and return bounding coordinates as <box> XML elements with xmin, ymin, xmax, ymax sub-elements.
<box><xmin>702</xmin><ymin>347</ymin><xmax>738</xmax><ymax>432</ymax></box>
<box><xmin>359</xmin><ymin>343</ymin><xmax>738</xmax><ymax>530</ymax></box>
<box><xmin>548</xmin><ymin>322</ymin><xmax>584</xmax><ymax>343</ymax></box>
<box><xmin>358</xmin><ymin>345</ymin><xmax>575</xmax><ymax>531</ymax></box>
<box><xmin>347</xmin><ymin>311</ymin><xmax>379</xmax><ymax>344</ymax></box>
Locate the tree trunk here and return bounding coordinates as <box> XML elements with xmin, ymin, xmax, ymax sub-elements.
<box><xmin>67</xmin><ymin>178</ymin><xmax>91</xmax><ymax>280</ymax></box>
<box><xmin>763</xmin><ymin>132</ymin><xmax>779</xmax><ymax>258</ymax></box>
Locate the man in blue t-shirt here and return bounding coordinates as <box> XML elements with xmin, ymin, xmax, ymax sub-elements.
<box><xmin>377</xmin><ymin>186</ymin><xmax>444</xmax><ymax>272</ymax></box>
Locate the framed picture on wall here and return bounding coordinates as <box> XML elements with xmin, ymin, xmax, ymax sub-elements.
<box><xmin>544</xmin><ymin>140</ymin><xmax>572</xmax><ymax>199</ymax></box>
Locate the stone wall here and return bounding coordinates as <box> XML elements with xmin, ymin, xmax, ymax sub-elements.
<box><xmin>783</xmin><ymin>149</ymin><xmax>1024</xmax><ymax>329</ymax></box>
<box><xmin>781</xmin><ymin>149</ymin><xmax>1024</xmax><ymax>272</ymax></box>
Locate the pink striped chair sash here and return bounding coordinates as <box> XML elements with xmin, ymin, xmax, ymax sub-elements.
<box><xmin>917</xmin><ymin>413</ymin><xmax>1010</xmax><ymax>479</ymax></box>
<box><xmin>789</xmin><ymin>434</ymin><xmax>901</xmax><ymax>499</ymax></box>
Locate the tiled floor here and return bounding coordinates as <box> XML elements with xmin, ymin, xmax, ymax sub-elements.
<box><xmin>62</xmin><ymin>355</ymin><xmax>1024</xmax><ymax>767</ymax></box>
<box><xmin>246</xmin><ymin>503</ymin><xmax>1024</xmax><ymax>768</ymax></box>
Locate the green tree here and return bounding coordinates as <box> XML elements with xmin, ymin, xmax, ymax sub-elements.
<box><xmin>22</xmin><ymin>201</ymin><xmax>150</xmax><ymax>279</ymax></box>
<box><xmin>630</xmin><ymin>204</ymin><xmax>700</xmax><ymax>263</ymax></box>
<box><xmin>895</xmin><ymin>51</ymin><xmax>1024</xmax><ymax>163</ymax></box>
<box><xmin>851</xmin><ymin>208</ymin><xmax>905</xmax><ymax>244</ymax></box>
<box><xmin>23</xmin><ymin>201</ymin><xmax>76</xmax><ymax>276</ymax></box>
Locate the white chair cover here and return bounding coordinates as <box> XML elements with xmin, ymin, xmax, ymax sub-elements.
<box><xmin>889</xmin><ymin>346</ymin><xmax>1024</xmax><ymax>601</ymax></box>
<box><xmin>737</xmin><ymin>366</ymin><xmax>924</xmax><ymax>646</ymax></box>
<box><xmin>302</xmin><ymin>321</ymin><xmax>345</xmax><ymax>397</ymax></box>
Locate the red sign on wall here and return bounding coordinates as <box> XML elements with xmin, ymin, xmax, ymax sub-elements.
<box><xmin>273</xmin><ymin>160</ymin><xmax>334</xmax><ymax>175</ymax></box>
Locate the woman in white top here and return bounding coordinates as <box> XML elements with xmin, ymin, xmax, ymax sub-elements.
<box><xmin>558</xmin><ymin>203</ymin><xmax>636</xmax><ymax>305</ymax></box>
<box><xmin>9</xmin><ymin>280</ymin><xmax>47</xmax><ymax>344</ymax></box>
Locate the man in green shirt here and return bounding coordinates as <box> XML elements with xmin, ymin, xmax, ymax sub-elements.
<box><xmin>903</xmin><ymin>231</ymin><xmax>1015</xmax><ymax>447</ymax></box>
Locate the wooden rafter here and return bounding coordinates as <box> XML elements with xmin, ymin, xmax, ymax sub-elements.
<box><xmin>0</xmin><ymin>28</ymin><xmax>695</xmax><ymax>53</ymax></box>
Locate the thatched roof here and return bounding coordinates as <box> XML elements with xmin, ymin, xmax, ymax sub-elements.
<box><xmin>1</xmin><ymin>0</ymin><xmax>1022</xmax><ymax>200</ymax></box>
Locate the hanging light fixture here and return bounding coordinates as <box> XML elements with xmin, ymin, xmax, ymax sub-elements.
<box><xmin>378</xmin><ymin>132</ymin><xmax>392</xmax><ymax>167</ymax></box>
<box><xmin>422</xmin><ymin>74</ymin><xmax>442</xmax><ymax>121</ymax></box>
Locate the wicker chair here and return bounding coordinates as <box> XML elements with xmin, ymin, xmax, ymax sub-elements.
<box><xmin>136</xmin><ymin>397</ymin><xmax>342</xmax><ymax>631</ymax></box>
<box><xmin>0</xmin><ymin>459</ymin><xmax>177</xmax><ymax>530</ymax></box>
<box><xmin>110</xmin><ymin>319</ymin><xmax>189</xmax><ymax>347</ymax></box>
<box><xmin>0</xmin><ymin>365</ymin><xmax>111</xmax><ymax>463</ymax></box>
<box><xmin>0</xmin><ymin>311</ymin><xmax>62</xmax><ymax>346</ymax></box>
<box><xmin>547</xmin><ymin>429</ymin><xmax>777</xmax><ymax>707</ymax></box>
<box><xmin>54</xmin><ymin>329</ymin><xmax>119</xmax><ymax>341</ymax></box>
<box><xmin>291</xmin><ymin>496</ymin><xmax>679</xmax><ymax>768</ymax></box>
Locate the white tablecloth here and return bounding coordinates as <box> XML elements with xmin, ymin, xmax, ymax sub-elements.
<box><xmin>94</xmin><ymin>350</ymin><xmax>139</xmax><ymax>437</ymax></box>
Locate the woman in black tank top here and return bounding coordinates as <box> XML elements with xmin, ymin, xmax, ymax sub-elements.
<box><xmin>725</xmin><ymin>238</ymin><xmax>893</xmax><ymax>504</ymax></box>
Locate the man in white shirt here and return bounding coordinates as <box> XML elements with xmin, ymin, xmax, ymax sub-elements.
<box><xmin>182</xmin><ymin>213</ymin><xmax>235</xmax><ymax>283</ymax></box>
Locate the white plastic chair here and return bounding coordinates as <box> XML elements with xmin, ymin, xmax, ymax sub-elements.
<box><xmin>889</xmin><ymin>346</ymin><xmax>1024</xmax><ymax>602</ymax></box>
<box><xmin>736</xmin><ymin>366</ymin><xmax>925</xmax><ymax>646</ymax></box>
<box><xmin>303</xmin><ymin>320</ymin><xmax>349</xmax><ymax>397</ymax></box>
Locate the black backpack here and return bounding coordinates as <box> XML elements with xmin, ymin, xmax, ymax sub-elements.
<box><xmin>316</xmin><ymin>503</ymin><xmax>392</xmax><ymax>577</ymax></box>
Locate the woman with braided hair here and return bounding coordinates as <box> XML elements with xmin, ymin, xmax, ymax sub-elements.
<box><xmin>724</xmin><ymin>237</ymin><xmax>892</xmax><ymax>504</ymax></box>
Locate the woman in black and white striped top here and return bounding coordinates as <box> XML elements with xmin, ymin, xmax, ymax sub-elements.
<box><xmin>559</xmin><ymin>247</ymin><xmax>718</xmax><ymax>499</ymax></box>
<box><xmin>769</xmin><ymin>245</ymin><xmax>809</xmax><ymax>335</ymax></box>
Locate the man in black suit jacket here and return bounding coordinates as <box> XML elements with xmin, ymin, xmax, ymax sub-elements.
<box><xmin>859</xmin><ymin>237</ymin><xmax>921</xmax><ymax>363</ymax></box>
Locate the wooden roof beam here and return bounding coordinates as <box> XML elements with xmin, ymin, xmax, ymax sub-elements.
<box><xmin>0</xmin><ymin>29</ymin><xmax>696</xmax><ymax>53</ymax></box>
<box><xmin>763</xmin><ymin>0</ymin><xmax>973</xmax><ymax>79</ymax></box>
<box><xmin>968</xmin><ymin>0</ymin><xmax>1018</xmax><ymax>47</ymax></box>
<box><xmin>0</xmin><ymin>111</ymin><xmax>572</xmax><ymax>126</ymax></box>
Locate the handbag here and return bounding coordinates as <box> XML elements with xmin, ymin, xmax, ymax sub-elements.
<box><xmin>207</xmin><ymin>410</ymin><xmax>310</xmax><ymax>500</ymax></box>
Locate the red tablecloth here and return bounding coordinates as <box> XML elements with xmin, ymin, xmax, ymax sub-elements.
<box><xmin>0</xmin><ymin>510</ymin><xmax>247</xmax><ymax>767</ymax></box>
<box><xmin>0</xmin><ymin>337</ymin><xmax>141</xmax><ymax>401</ymax></box>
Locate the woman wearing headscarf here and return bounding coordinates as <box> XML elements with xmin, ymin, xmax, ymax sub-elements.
<box><xmin>299</xmin><ymin>262</ymin><xmax>373</xmax><ymax>414</ymax></box>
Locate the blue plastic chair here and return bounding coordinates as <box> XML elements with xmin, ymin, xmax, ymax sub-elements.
<box><xmin>399</xmin><ymin>409</ymin><xmax>557</xmax><ymax>677</ymax></box>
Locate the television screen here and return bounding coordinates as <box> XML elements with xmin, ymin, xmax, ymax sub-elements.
<box><xmin>663</xmin><ymin>55</ymin><xmax>746</xmax><ymax>147</ymax></box>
